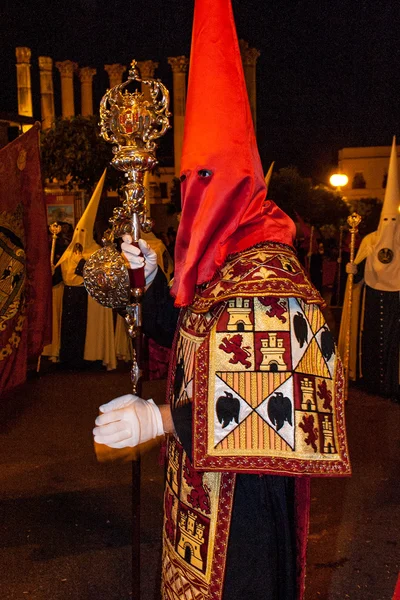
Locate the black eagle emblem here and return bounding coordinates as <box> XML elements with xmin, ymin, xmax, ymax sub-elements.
<box><xmin>216</xmin><ymin>391</ymin><xmax>240</xmax><ymax>428</ymax></box>
<box><xmin>267</xmin><ymin>391</ymin><xmax>292</xmax><ymax>431</ymax></box>
<box><xmin>293</xmin><ymin>311</ymin><xmax>308</xmax><ymax>348</ymax></box>
<box><xmin>320</xmin><ymin>326</ymin><xmax>335</xmax><ymax>361</ymax></box>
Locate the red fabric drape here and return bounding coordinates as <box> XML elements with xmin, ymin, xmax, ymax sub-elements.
<box><xmin>0</xmin><ymin>125</ymin><xmax>52</xmax><ymax>396</ymax></box>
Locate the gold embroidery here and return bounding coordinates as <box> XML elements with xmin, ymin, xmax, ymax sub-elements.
<box><xmin>162</xmin><ymin>439</ymin><xmax>235</xmax><ymax>600</ymax></box>
<box><xmin>193</xmin><ymin>295</ymin><xmax>351</xmax><ymax>476</ymax></box>
<box><xmin>191</xmin><ymin>242</ymin><xmax>324</xmax><ymax>313</ymax></box>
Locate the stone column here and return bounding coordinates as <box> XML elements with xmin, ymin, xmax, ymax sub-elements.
<box><xmin>239</xmin><ymin>40</ymin><xmax>260</xmax><ymax>129</ymax></box>
<box><xmin>15</xmin><ymin>47</ymin><xmax>33</xmax><ymax>117</ymax></box>
<box><xmin>168</xmin><ymin>56</ymin><xmax>189</xmax><ymax>177</ymax></box>
<box><xmin>79</xmin><ymin>67</ymin><xmax>96</xmax><ymax>116</ymax></box>
<box><xmin>55</xmin><ymin>60</ymin><xmax>78</xmax><ymax>117</ymax></box>
<box><xmin>104</xmin><ymin>63</ymin><xmax>126</xmax><ymax>89</ymax></box>
<box><xmin>38</xmin><ymin>56</ymin><xmax>55</xmax><ymax>129</ymax></box>
<box><xmin>137</xmin><ymin>60</ymin><xmax>159</xmax><ymax>101</ymax></box>
<box><xmin>136</xmin><ymin>61</ymin><xmax>159</xmax><ymax>211</ymax></box>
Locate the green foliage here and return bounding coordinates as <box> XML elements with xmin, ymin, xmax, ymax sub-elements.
<box><xmin>351</xmin><ymin>197</ymin><xmax>382</xmax><ymax>236</ymax></box>
<box><xmin>268</xmin><ymin>167</ymin><xmax>310</xmax><ymax>221</ymax></box>
<box><xmin>309</xmin><ymin>186</ymin><xmax>350</xmax><ymax>229</ymax></box>
<box><xmin>40</xmin><ymin>115</ymin><xmax>119</xmax><ymax>194</ymax></box>
<box><xmin>268</xmin><ymin>166</ymin><xmax>350</xmax><ymax>232</ymax></box>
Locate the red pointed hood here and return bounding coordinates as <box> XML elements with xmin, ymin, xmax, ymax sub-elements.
<box><xmin>171</xmin><ymin>0</ymin><xmax>295</xmax><ymax>306</ymax></box>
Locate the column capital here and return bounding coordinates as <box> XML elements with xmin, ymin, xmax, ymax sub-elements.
<box><xmin>104</xmin><ymin>63</ymin><xmax>126</xmax><ymax>78</ymax></box>
<box><xmin>56</xmin><ymin>60</ymin><xmax>78</xmax><ymax>77</ymax></box>
<box><xmin>16</xmin><ymin>47</ymin><xmax>31</xmax><ymax>64</ymax></box>
<box><xmin>79</xmin><ymin>67</ymin><xmax>97</xmax><ymax>83</ymax></box>
<box><xmin>239</xmin><ymin>40</ymin><xmax>260</xmax><ymax>66</ymax></box>
<box><xmin>136</xmin><ymin>60</ymin><xmax>159</xmax><ymax>78</ymax></box>
<box><xmin>168</xmin><ymin>56</ymin><xmax>189</xmax><ymax>73</ymax></box>
<box><xmin>38</xmin><ymin>56</ymin><xmax>53</xmax><ymax>72</ymax></box>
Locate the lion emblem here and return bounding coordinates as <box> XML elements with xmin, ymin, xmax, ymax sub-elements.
<box><xmin>219</xmin><ymin>334</ymin><xmax>252</xmax><ymax>368</ymax></box>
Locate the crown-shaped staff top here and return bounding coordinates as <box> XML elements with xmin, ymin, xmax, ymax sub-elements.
<box><xmin>98</xmin><ymin>60</ymin><xmax>171</xmax><ymax>240</ymax></box>
<box><xmin>99</xmin><ymin>60</ymin><xmax>171</xmax><ymax>156</ymax></box>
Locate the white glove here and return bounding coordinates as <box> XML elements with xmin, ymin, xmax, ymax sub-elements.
<box><xmin>93</xmin><ymin>394</ymin><xmax>164</xmax><ymax>449</ymax></box>
<box><xmin>121</xmin><ymin>236</ymin><xmax>158</xmax><ymax>286</ymax></box>
<box><xmin>345</xmin><ymin>262</ymin><xmax>358</xmax><ymax>275</ymax></box>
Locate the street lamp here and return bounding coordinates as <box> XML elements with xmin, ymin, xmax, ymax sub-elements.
<box><xmin>329</xmin><ymin>173</ymin><xmax>349</xmax><ymax>307</ymax></box>
<box><xmin>330</xmin><ymin>173</ymin><xmax>348</xmax><ymax>191</ymax></box>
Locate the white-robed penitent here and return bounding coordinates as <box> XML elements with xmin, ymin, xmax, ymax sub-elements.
<box><xmin>339</xmin><ymin>137</ymin><xmax>400</xmax><ymax>387</ymax></box>
<box><xmin>42</xmin><ymin>281</ymin><xmax>64</xmax><ymax>361</ymax></box>
<box><xmin>43</xmin><ymin>171</ymin><xmax>117</xmax><ymax>370</ymax></box>
<box><xmin>360</xmin><ymin>136</ymin><xmax>400</xmax><ymax>292</ymax></box>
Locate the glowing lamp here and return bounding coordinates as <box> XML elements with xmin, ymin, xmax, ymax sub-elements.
<box><xmin>330</xmin><ymin>173</ymin><xmax>348</xmax><ymax>188</ymax></box>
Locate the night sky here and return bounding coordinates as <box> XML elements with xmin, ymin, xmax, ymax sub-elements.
<box><xmin>1</xmin><ymin>0</ymin><xmax>400</xmax><ymax>181</ymax></box>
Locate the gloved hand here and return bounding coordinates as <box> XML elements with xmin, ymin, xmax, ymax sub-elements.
<box><xmin>121</xmin><ymin>236</ymin><xmax>158</xmax><ymax>287</ymax></box>
<box><xmin>345</xmin><ymin>262</ymin><xmax>358</xmax><ymax>275</ymax></box>
<box><xmin>93</xmin><ymin>394</ymin><xmax>164</xmax><ymax>449</ymax></box>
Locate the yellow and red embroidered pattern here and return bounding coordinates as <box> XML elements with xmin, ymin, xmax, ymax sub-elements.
<box><xmin>193</xmin><ymin>295</ymin><xmax>350</xmax><ymax>476</ymax></box>
<box><xmin>162</xmin><ymin>243</ymin><xmax>349</xmax><ymax>600</ymax></box>
<box><xmin>191</xmin><ymin>242</ymin><xmax>324</xmax><ymax>313</ymax></box>
<box><xmin>162</xmin><ymin>438</ymin><xmax>235</xmax><ymax>600</ymax></box>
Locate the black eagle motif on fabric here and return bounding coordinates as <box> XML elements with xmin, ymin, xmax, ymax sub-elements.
<box><xmin>267</xmin><ymin>391</ymin><xmax>292</xmax><ymax>431</ymax></box>
<box><xmin>293</xmin><ymin>311</ymin><xmax>308</xmax><ymax>348</ymax></box>
<box><xmin>216</xmin><ymin>391</ymin><xmax>240</xmax><ymax>428</ymax></box>
<box><xmin>320</xmin><ymin>326</ymin><xmax>335</xmax><ymax>361</ymax></box>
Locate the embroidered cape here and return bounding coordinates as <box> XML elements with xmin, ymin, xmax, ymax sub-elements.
<box><xmin>170</xmin><ymin>243</ymin><xmax>351</xmax><ymax>477</ymax></box>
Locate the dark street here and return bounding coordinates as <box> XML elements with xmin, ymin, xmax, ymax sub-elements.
<box><xmin>0</xmin><ymin>360</ymin><xmax>398</xmax><ymax>600</ymax></box>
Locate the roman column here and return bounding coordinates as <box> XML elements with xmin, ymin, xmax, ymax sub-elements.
<box><xmin>104</xmin><ymin>63</ymin><xmax>126</xmax><ymax>89</ymax></box>
<box><xmin>239</xmin><ymin>40</ymin><xmax>260</xmax><ymax>129</ymax></box>
<box><xmin>79</xmin><ymin>67</ymin><xmax>96</xmax><ymax>116</ymax></box>
<box><xmin>15</xmin><ymin>47</ymin><xmax>33</xmax><ymax>117</ymax></box>
<box><xmin>167</xmin><ymin>55</ymin><xmax>189</xmax><ymax>177</ymax></box>
<box><xmin>38</xmin><ymin>56</ymin><xmax>55</xmax><ymax>129</ymax></box>
<box><xmin>55</xmin><ymin>60</ymin><xmax>78</xmax><ymax>117</ymax></box>
<box><xmin>136</xmin><ymin>60</ymin><xmax>159</xmax><ymax>101</ymax></box>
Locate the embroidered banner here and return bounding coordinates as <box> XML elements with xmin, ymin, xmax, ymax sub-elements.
<box><xmin>0</xmin><ymin>125</ymin><xmax>52</xmax><ymax>395</ymax></box>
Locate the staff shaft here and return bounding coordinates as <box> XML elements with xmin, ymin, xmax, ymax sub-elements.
<box><xmin>343</xmin><ymin>213</ymin><xmax>361</xmax><ymax>400</ymax></box>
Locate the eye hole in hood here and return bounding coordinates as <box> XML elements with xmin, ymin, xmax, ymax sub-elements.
<box><xmin>198</xmin><ymin>169</ymin><xmax>213</xmax><ymax>179</ymax></box>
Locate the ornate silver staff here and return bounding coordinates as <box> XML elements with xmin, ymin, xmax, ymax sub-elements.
<box><xmin>84</xmin><ymin>59</ymin><xmax>170</xmax><ymax>392</ymax></box>
<box><xmin>83</xmin><ymin>60</ymin><xmax>171</xmax><ymax>600</ymax></box>
<box><xmin>37</xmin><ymin>221</ymin><xmax>62</xmax><ymax>373</ymax></box>
<box><xmin>343</xmin><ymin>212</ymin><xmax>362</xmax><ymax>401</ymax></box>
<box><xmin>49</xmin><ymin>222</ymin><xmax>62</xmax><ymax>273</ymax></box>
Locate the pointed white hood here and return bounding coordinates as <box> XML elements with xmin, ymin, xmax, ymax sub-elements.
<box><xmin>57</xmin><ymin>170</ymin><xmax>107</xmax><ymax>285</ymax></box>
<box><xmin>264</xmin><ymin>161</ymin><xmax>275</xmax><ymax>194</ymax></box>
<box><xmin>358</xmin><ymin>137</ymin><xmax>400</xmax><ymax>291</ymax></box>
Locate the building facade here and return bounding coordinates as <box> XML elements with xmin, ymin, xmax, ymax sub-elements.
<box><xmin>337</xmin><ymin>144</ymin><xmax>399</xmax><ymax>203</ymax></box>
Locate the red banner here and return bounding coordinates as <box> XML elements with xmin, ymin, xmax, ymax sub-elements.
<box><xmin>0</xmin><ymin>124</ymin><xmax>52</xmax><ymax>396</ymax></box>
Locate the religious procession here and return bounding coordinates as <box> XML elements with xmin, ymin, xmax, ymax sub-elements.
<box><xmin>0</xmin><ymin>0</ymin><xmax>399</xmax><ymax>599</ymax></box>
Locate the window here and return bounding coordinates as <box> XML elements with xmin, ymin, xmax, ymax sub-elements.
<box><xmin>352</xmin><ymin>172</ymin><xmax>366</xmax><ymax>189</ymax></box>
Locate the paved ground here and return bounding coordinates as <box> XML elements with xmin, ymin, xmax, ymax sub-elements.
<box><xmin>0</xmin><ymin>359</ymin><xmax>398</xmax><ymax>600</ymax></box>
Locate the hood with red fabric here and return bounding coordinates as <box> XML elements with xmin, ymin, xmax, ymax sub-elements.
<box><xmin>171</xmin><ymin>0</ymin><xmax>295</xmax><ymax>307</ymax></box>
